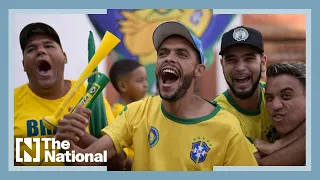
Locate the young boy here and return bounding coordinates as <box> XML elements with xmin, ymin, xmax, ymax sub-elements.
<box><xmin>109</xmin><ymin>59</ymin><xmax>149</xmax><ymax>165</ymax></box>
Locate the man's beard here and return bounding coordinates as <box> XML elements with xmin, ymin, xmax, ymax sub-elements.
<box><xmin>225</xmin><ymin>67</ymin><xmax>261</xmax><ymax>100</ymax></box>
<box><xmin>157</xmin><ymin>72</ymin><xmax>193</xmax><ymax>102</ymax></box>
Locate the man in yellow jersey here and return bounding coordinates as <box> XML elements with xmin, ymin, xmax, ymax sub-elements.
<box><xmin>14</xmin><ymin>22</ymin><xmax>125</xmax><ymax>168</ymax></box>
<box><xmin>56</xmin><ymin>21</ymin><xmax>258</xmax><ymax>170</ymax></box>
<box><xmin>254</xmin><ymin>61</ymin><xmax>306</xmax><ymax>165</ymax></box>
<box><xmin>213</xmin><ymin>26</ymin><xmax>305</xmax><ymax>165</ymax></box>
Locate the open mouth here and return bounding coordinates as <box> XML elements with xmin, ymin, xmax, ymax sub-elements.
<box><xmin>37</xmin><ymin>60</ymin><xmax>52</xmax><ymax>75</ymax></box>
<box><xmin>233</xmin><ymin>75</ymin><xmax>250</xmax><ymax>84</ymax></box>
<box><xmin>160</xmin><ymin>68</ymin><xmax>179</xmax><ymax>85</ymax></box>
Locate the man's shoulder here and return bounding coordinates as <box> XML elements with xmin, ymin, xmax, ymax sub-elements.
<box><xmin>14</xmin><ymin>83</ymin><xmax>29</xmax><ymax>98</ymax></box>
<box><xmin>210</xmin><ymin>103</ymin><xmax>244</xmax><ymax>137</ymax></box>
<box><xmin>212</xmin><ymin>91</ymin><xmax>228</xmax><ymax>102</ymax></box>
<box><xmin>212</xmin><ymin>90</ymin><xmax>235</xmax><ymax>112</ymax></box>
<box><xmin>128</xmin><ymin>95</ymin><xmax>161</xmax><ymax>108</ymax></box>
<box><xmin>214</xmin><ymin>104</ymin><xmax>240</xmax><ymax>124</ymax></box>
<box><xmin>14</xmin><ymin>83</ymin><xmax>28</xmax><ymax>92</ymax></box>
<box><xmin>115</xmin><ymin>96</ymin><xmax>161</xmax><ymax>127</ymax></box>
<box><xmin>119</xmin><ymin>95</ymin><xmax>159</xmax><ymax>115</ymax></box>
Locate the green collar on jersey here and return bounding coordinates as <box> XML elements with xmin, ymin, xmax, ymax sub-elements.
<box><xmin>161</xmin><ymin>100</ymin><xmax>221</xmax><ymax>124</ymax></box>
<box><xmin>223</xmin><ymin>83</ymin><xmax>264</xmax><ymax>116</ymax></box>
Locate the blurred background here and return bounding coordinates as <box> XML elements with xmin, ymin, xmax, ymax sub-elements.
<box><xmin>12</xmin><ymin>10</ymin><xmax>306</xmax><ymax>107</ymax></box>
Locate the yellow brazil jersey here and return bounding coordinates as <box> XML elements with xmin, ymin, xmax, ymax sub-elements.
<box><xmin>102</xmin><ymin>96</ymin><xmax>258</xmax><ymax>171</ymax></box>
<box><xmin>112</xmin><ymin>102</ymin><xmax>135</xmax><ymax>162</ymax></box>
<box><xmin>213</xmin><ymin>82</ymin><xmax>278</xmax><ymax>153</ymax></box>
<box><xmin>14</xmin><ymin>80</ymin><xmax>114</xmax><ymax>166</ymax></box>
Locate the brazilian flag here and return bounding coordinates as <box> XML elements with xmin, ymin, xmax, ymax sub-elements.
<box><xmin>86</xmin><ymin>31</ymin><xmax>108</xmax><ymax>138</ymax></box>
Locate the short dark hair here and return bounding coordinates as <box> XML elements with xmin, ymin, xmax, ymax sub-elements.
<box><xmin>109</xmin><ymin>59</ymin><xmax>143</xmax><ymax>92</ymax></box>
<box><xmin>266</xmin><ymin>61</ymin><xmax>306</xmax><ymax>88</ymax></box>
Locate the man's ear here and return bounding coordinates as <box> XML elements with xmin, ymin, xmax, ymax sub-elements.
<box><xmin>220</xmin><ymin>57</ymin><xmax>224</xmax><ymax>69</ymax></box>
<box><xmin>63</xmin><ymin>52</ymin><xmax>67</xmax><ymax>64</ymax></box>
<box><xmin>194</xmin><ymin>64</ymin><xmax>205</xmax><ymax>78</ymax></box>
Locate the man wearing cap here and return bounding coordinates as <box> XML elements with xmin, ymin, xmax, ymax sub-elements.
<box><xmin>55</xmin><ymin>21</ymin><xmax>258</xmax><ymax>170</ymax></box>
<box><xmin>213</xmin><ymin>26</ymin><xmax>306</xmax><ymax>165</ymax></box>
<box><xmin>14</xmin><ymin>22</ymin><xmax>119</xmax><ymax>166</ymax></box>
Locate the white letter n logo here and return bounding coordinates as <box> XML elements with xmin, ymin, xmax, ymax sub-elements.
<box><xmin>16</xmin><ymin>138</ymin><xmax>40</xmax><ymax>162</ymax></box>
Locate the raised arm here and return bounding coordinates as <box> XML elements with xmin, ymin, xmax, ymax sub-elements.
<box><xmin>67</xmin><ymin>134</ymin><xmax>118</xmax><ymax>166</ymax></box>
<box><xmin>257</xmin><ymin>134</ymin><xmax>305</xmax><ymax>166</ymax></box>
<box><xmin>255</xmin><ymin>121</ymin><xmax>305</xmax><ymax>155</ymax></box>
<box><xmin>56</xmin><ymin>105</ymin><xmax>96</xmax><ymax>149</ymax></box>
<box><xmin>56</xmin><ymin>105</ymin><xmax>133</xmax><ymax>167</ymax></box>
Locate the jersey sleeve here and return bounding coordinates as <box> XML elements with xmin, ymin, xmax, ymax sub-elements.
<box><xmin>101</xmin><ymin>105</ymin><xmax>132</xmax><ymax>153</ymax></box>
<box><xmin>224</xmin><ymin>134</ymin><xmax>258</xmax><ymax>166</ymax></box>
<box><xmin>246</xmin><ymin>137</ymin><xmax>258</xmax><ymax>153</ymax></box>
<box><xmin>101</xmin><ymin>99</ymin><xmax>144</xmax><ymax>153</ymax></box>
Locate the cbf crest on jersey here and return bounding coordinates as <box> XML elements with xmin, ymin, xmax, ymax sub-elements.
<box><xmin>190</xmin><ymin>138</ymin><xmax>212</xmax><ymax>163</ymax></box>
<box><xmin>148</xmin><ymin>126</ymin><xmax>160</xmax><ymax>148</ymax></box>
<box><xmin>233</xmin><ymin>27</ymin><xmax>249</xmax><ymax>41</ymax></box>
